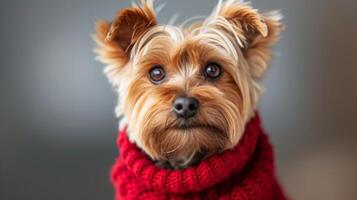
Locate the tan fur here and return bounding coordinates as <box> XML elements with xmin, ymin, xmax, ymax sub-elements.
<box><xmin>94</xmin><ymin>0</ymin><xmax>282</xmax><ymax>169</ymax></box>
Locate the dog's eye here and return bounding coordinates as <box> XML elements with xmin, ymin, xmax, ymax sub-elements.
<box><xmin>204</xmin><ymin>63</ymin><xmax>222</xmax><ymax>80</ymax></box>
<box><xmin>149</xmin><ymin>66</ymin><xmax>166</xmax><ymax>84</ymax></box>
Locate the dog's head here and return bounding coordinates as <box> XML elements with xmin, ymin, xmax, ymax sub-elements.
<box><xmin>94</xmin><ymin>0</ymin><xmax>282</xmax><ymax>169</ymax></box>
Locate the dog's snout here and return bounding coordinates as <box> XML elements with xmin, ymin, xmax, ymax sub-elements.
<box><xmin>173</xmin><ymin>96</ymin><xmax>199</xmax><ymax>119</ymax></box>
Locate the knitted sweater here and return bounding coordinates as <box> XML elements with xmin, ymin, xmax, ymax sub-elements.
<box><xmin>111</xmin><ymin>114</ymin><xmax>288</xmax><ymax>200</ymax></box>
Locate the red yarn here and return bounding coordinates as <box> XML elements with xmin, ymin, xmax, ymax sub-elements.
<box><xmin>111</xmin><ymin>114</ymin><xmax>288</xmax><ymax>199</ymax></box>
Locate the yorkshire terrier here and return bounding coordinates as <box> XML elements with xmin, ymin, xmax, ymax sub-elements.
<box><xmin>94</xmin><ymin>0</ymin><xmax>282</xmax><ymax>170</ymax></box>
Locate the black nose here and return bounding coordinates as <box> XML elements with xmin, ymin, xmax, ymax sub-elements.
<box><xmin>173</xmin><ymin>96</ymin><xmax>199</xmax><ymax>119</ymax></box>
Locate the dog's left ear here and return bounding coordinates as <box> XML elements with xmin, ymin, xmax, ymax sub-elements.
<box><xmin>217</xmin><ymin>2</ymin><xmax>283</xmax><ymax>79</ymax></box>
<box><xmin>94</xmin><ymin>0</ymin><xmax>157</xmax><ymax>70</ymax></box>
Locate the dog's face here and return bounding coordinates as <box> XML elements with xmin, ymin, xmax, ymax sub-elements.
<box><xmin>94</xmin><ymin>0</ymin><xmax>282</xmax><ymax>169</ymax></box>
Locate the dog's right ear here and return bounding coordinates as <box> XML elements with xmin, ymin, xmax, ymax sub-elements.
<box><xmin>94</xmin><ymin>1</ymin><xmax>157</xmax><ymax>70</ymax></box>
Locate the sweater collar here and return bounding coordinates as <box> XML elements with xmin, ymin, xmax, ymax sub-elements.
<box><xmin>114</xmin><ymin>114</ymin><xmax>262</xmax><ymax>194</ymax></box>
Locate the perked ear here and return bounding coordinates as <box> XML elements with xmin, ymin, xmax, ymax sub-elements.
<box><xmin>217</xmin><ymin>0</ymin><xmax>283</xmax><ymax>79</ymax></box>
<box><xmin>94</xmin><ymin>0</ymin><xmax>157</xmax><ymax>69</ymax></box>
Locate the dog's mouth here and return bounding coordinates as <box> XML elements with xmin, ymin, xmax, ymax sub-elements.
<box><xmin>172</xmin><ymin>123</ymin><xmax>223</xmax><ymax>134</ymax></box>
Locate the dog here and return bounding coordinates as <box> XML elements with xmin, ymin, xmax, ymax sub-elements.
<box><xmin>94</xmin><ymin>0</ymin><xmax>287</xmax><ymax>199</ymax></box>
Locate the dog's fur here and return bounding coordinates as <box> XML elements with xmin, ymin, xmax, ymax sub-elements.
<box><xmin>94</xmin><ymin>0</ymin><xmax>282</xmax><ymax>169</ymax></box>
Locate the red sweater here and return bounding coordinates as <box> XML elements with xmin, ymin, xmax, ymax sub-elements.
<box><xmin>111</xmin><ymin>114</ymin><xmax>288</xmax><ymax>200</ymax></box>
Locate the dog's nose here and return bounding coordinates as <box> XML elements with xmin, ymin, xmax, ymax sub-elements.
<box><xmin>173</xmin><ymin>96</ymin><xmax>199</xmax><ymax>119</ymax></box>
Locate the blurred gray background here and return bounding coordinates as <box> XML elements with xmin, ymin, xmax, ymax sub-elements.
<box><xmin>1</xmin><ymin>0</ymin><xmax>357</xmax><ymax>199</ymax></box>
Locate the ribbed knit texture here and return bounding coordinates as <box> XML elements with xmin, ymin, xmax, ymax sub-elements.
<box><xmin>111</xmin><ymin>114</ymin><xmax>288</xmax><ymax>200</ymax></box>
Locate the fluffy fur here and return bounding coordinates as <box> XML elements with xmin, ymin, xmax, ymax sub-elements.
<box><xmin>94</xmin><ymin>0</ymin><xmax>282</xmax><ymax>169</ymax></box>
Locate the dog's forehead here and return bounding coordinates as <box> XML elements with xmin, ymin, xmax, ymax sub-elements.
<box><xmin>131</xmin><ymin>24</ymin><xmax>240</xmax><ymax>72</ymax></box>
